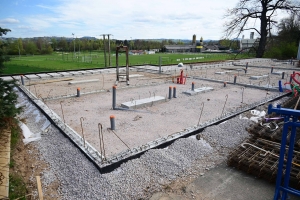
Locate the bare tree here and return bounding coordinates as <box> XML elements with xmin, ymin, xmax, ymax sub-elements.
<box><xmin>224</xmin><ymin>0</ymin><xmax>300</xmax><ymax>58</ymax></box>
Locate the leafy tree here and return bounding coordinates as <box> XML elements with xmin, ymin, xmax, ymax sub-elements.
<box><xmin>224</xmin><ymin>0</ymin><xmax>300</xmax><ymax>58</ymax></box>
<box><xmin>0</xmin><ymin>27</ymin><xmax>21</xmax><ymax>128</ymax></box>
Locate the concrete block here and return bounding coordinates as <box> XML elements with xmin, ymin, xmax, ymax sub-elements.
<box><xmin>0</xmin><ymin>76</ymin><xmax>14</xmax><ymax>81</ymax></box>
<box><xmin>58</xmin><ymin>72</ymin><xmax>73</xmax><ymax>77</ymax></box>
<box><xmin>121</xmin><ymin>96</ymin><xmax>165</xmax><ymax>109</ymax></box>
<box><xmin>272</xmin><ymin>71</ymin><xmax>283</xmax><ymax>75</ymax></box>
<box><xmin>249</xmin><ymin>75</ymin><xmax>268</xmax><ymax>80</ymax></box>
<box><xmin>183</xmin><ymin>87</ymin><xmax>214</xmax><ymax>96</ymax></box>
<box><xmin>36</xmin><ymin>73</ymin><xmax>51</xmax><ymax>79</ymax></box>
<box><xmin>47</xmin><ymin>73</ymin><xmax>63</xmax><ymax>77</ymax></box>
<box><xmin>25</xmin><ymin>74</ymin><xmax>40</xmax><ymax>79</ymax></box>
<box><xmin>69</xmin><ymin>79</ymin><xmax>99</xmax><ymax>84</ymax></box>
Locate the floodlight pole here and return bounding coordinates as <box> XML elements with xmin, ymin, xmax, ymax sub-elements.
<box><xmin>72</xmin><ymin>33</ymin><xmax>75</xmax><ymax>59</ymax></box>
<box><xmin>101</xmin><ymin>34</ymin><xmax>107</xmax><ymax>67</ymax></box>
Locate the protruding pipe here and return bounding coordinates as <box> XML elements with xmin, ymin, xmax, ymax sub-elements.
<box><xmin>224</xmin><ymin>82</ymin><xmax>227</xmax><ymax>87</ymax></box>
<box><xmin>279</xmin><ymin>80</ymin><xmax>283</xmax><ymax>92</ymax></box>
<box><xmin>246</xmin><ymin>62</ymin><xmax>248</xmax><ymax>69</ymax></box>
<box><xmin>234</xmin><ymin>75</ymin><xmax>237</xmax><ymax>85</ymax></box>
<box><xmin>245</xmin><ymin>69</ymin><xmax>247</xmax><ymax>74</ymax></box>
<box><xmin>290</xmin><ymin>74</ymin><xmax>293</xmax><ymax>83</ymax></box>
<box><xmin>20</xmin><ymin>75</ymin><xmax>24</xmax><ymax>85</ymax></box>
<box><xmin>110</xmin><ymin>115</ymin><xmax>115</xmax><ymax>130</ymax></box>
<box><xmin>168</xmin><ymin>86</ymin><xmax>172</xmax><ymax>99</ymax></box>
<box><xmin>282</xmin><ymin>72</ymin><xmax>285</xmax><ymax>80</ymax></box>
<box><xmin>112</xmin><ymin>86</ymin><xmax>117</xmax><ymax>109</ymax></box>
<box><xmin>173</xmin><ymin>86</ymin><xmax>177</xmax><ymax>98</ymax></box>
<box><xmin>271</xmin><ymin>67</ymin><xmax>274</xmax><ymax>73</ymax></box>
<box><xmin>192</xmin><ymin>82</ymin><xmax>195</xmax><ymax>91</ymax></box>
<box><xmin>77</xmin><ymin>88</ymin><xmax>80</xmax><ymax>97</ymax></box>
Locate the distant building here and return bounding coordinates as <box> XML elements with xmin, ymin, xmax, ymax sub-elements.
<box><xmin>164</xmin><ymin>44</ymin><xmax>196</xmax><ymax>53</ymax></box>
<box><xmin>240</xmin><ymin>32</ymin><xmax>259</xmax><ymax>50</ymax></box>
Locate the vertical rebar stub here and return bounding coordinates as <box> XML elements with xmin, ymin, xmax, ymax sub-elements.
<box><xmin>168</xmin><ymin>86</ymin><xmax>172</xmax><ymax>99</ymax></box>
<box><xmin>110</xmin><ymin>115</ymin><xmax>116</xmax><ymax>130</ymax></box>
<box><xmin>112</xmin><ymin>86</ymin><xmax>117</xmax><ymax>109</ymax></box>
<box><xmin>77</xmin><ymin>88</ymin><xmax>80</xmax><ymax>97</ymax></box>
<box><xmin>173</xmin><ymin>86</ymin><xmax>177</xmax><ymax>98</ymax></box>
<box><xmin>20</xmin><ymin>75</ymin><xmax>24</xmax><ymax>85</ymax></box>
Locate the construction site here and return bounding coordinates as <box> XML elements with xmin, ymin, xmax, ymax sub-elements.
<box><xmin>2</xmin><ymin>56</ymin><xmax>300</xmax><ymax>199</ymax></box>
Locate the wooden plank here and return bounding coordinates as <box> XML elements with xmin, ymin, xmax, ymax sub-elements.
<box><xmin>0</xmin><ymin>129</ymin><xmax>10</xmax><ymax>199</ymax></box>
<box><xmin>36</xmin><ymin>176</ymin><xmax>44</xmax><ymax>200</ymax></box>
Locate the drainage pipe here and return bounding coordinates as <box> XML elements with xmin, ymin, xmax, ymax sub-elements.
<box><xmin>192</xmin><ymin>82</ymin><xmax>195</xmax><ymax>91</ymax></box>
<box><xmin>234</xmin><ymin>75</ymin><xmax>237</xmax><ymax>85</ymax></box>
<box><xmin>110</xmin><ymin>115</ymin><xmax>116</xmax><ymax>130</ymax></box>
<box><xmin>282</xmin><ymin>72</ymin><xmax>285</xmax><ymax>80</ymax></box>
<box><xmin>21</xmin><ymin>75</ymin><xmax>24</xmax><ymax>85</ymax></box>
<box><xmin>168</xmin><ymin>86</ymin><xmax>172</xmax><ymax>99</ymax></box>
<box><xmin>173</xmin><ymin>87</ymin><xmax>177</xmax><ymax>98</ymax></box>
<box><xmin>271</xmin><ymin>67</ymin><xmax>274</xmax><ymax>73</ymax></box>
<box><xmin>77</xmin><ymin>88</ymin><xmax>80</xmax><ymax>97</ymax></box>
<box><xmin>112</xmin><ymin>86</ymin><xmax>116</xmax><ymax>109</ymax></box>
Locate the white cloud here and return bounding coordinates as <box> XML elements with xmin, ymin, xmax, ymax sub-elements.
<box><xmin>0</xmin><ymin>18</ymin><xmax>20</xmax><ymax>24</ymax></box>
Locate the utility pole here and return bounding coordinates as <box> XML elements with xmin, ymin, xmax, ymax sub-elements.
<box><xmin>101</xmin><ymin>34</ymin><xmax>107</xmax><ymax>67</ymax></box>
<box><xmin>72</xmin><ymin>33</ymin><xmax>75</xmax><ymax>59</ymax></box>
<box><xmin>107</xmin><ymin>34</ymin><xmax>112</xmax><ymax>67</ymax></box>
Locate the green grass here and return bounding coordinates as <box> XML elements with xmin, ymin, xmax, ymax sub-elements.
<box><xmin>2</xmin><ymin>51</ymin><xmax>253</xmax><ymax>75</ymax></box>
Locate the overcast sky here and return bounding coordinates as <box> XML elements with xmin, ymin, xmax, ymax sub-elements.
<box><xmin>0</xmin><ymin>0</ymin><xmax>289</xmax><ymax>40</ymax></box>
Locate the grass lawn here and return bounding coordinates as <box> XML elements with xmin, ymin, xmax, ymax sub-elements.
<box><xmin>2</xmin><ymin>51</ymin><xmax>253</xmax><ymax>75</ymax></box>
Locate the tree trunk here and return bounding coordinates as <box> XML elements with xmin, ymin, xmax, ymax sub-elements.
<box><xmin>256</xmin><ymin>2</ymin><xmax>268</xmax><ymax>58</ymax></box>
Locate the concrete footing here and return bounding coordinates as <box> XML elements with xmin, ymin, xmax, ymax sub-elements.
<box><xmin>121</xmin><ymin>96</ymin><xmax>165</xmax><ymax>109</ymax></box>
<box><xmin>183</xmin><ymin>87</ymin><xmax>214</xmax><ymax>96</ymax></box>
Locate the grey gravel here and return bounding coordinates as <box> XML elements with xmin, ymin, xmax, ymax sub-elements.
<box><xmin>15</xmin><ymin>87</ymin><xmax>273</xmax><ymax>199</ymax></box>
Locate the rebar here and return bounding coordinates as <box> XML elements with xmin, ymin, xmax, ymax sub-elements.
<box><xmin>46</xmin><ymin>89</ymin><xmax>53</xmax><ymax>99</ymax></box>
<box><xmin>98</xmin><ymin>123</ymin><xmax>106</xmax><ymax>161</ymax></box>
<box><xmin>34</xmin><ymin>85</ymin><xmax>38</xmax><ymax>97</ymax></box>
<box><xmin>221</xmin><ymin>94</ymin><xmax>228</xmax><ymax>116</ymax></box>
<box><xmin>80</xmin><ymin>117</ymin><xmax>86</xmax><ymax>148</ymax></box>
<box><xmin>108</xmin><ymin>129</ymin><xmax>130</xmax><ymax>149</ymax></box>
<box><xmin>197</xmin><ymin>102</ymin><xmax>205</xmax><ymax>126</ymax></box>
<box><xmin>241</xmin><ymin>87</ymin><xmax>245</xmax><ymax>103</ymax></box>
<box><xmin>59</xmin><ymin>101</ymin><xmax>66</xmax><ymax>124</ymax></box>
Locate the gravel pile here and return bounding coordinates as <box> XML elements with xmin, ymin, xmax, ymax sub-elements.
<box><xmin>198</xmin><ymin>117</ymin><xmax>253</xmax><ymax>153</ymax></box>
<box><xmin>15</xmin><ymin>88</ymin><xmax>276</xmax><ymax>199</ymax></box>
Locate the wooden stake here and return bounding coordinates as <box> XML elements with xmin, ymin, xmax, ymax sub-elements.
<box><xmin>36</xmin><ymin>176</ymin><xmax>43</xmax><ymax>200</ymax></box>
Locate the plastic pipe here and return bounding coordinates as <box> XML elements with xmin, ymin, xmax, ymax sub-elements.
<box><xmin>279</xmin><ymin>80</ymin><xmax>283</xmax><ymax>92</ymax></box>
<box><xmin>192</xmin><ymin>82</ymin><xmax>195</xmax><ymax>91</ymax></box>
<box><xmin>168</xmin><ymin>86</ymin><xmax>172</xmax><ymax>99</ymax></box>
<box><xmin>77</xmin><ymin>88</ymin><xmax>80</xmax><ymax>97</ymax></box>
<box><xmin>271</xmin><ymin>67</ymin><xmax>274</xmax><ymax>73</ymax></box>
<box><xmin>173</xmin><ymin>87</ymin><xmax>177</xmax><ymax>98</ymax></box>
<box><xmin>234</xmin><ymin>75</ymin><xmax>237</xmax><ymax>85</ymax></box>
<box><xmin>246</xmin><ymin>62</ymin><xmax>248</xmax><ymax>69</ymax></box>
<box><xmin>282</xmin><ymin>72</ymin><xmax>285</xmax><ymax>80</ymax></box>
<box><xmin>110</xmin><ymin>115</ymin><xmax>115</xmax><ymax>130</ymax></box>
<box><xmin>224</xmin><ymin>82</ymin><xmax>227</xmax><ymax>87</ymax></box>
<box><xmin>112</xmin><ymin>86</ymin><xmax>116</xmax><ymax>109</ymax></box>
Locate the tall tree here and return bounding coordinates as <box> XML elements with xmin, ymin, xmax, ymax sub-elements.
<box><xmin>224</xmin><ymin>0</ymin><xmax>300</xmax><ymax>58</ymax></box>
<box><xmin>0</xmin><ymin>27</ymin><xmax>21</xmax><ymax>128</ymax></box>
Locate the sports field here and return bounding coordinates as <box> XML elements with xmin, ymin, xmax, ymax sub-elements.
<box><xmin>2</xmin><ymin>51</ymin><xmax>252</xmax><ymax>75</ymax></box>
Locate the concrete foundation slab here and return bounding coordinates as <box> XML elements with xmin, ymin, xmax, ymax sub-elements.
<box><xmin>121</xmin><ymin>96</ymin><xmax>165</xmax><ymax>109</ymax></box>
<box><xmin>250</xmin><ymin>75</ymin><xmax>269</xmax><ymax>80</ymax></box>
<box><xmin>183</xmin><ymin>87</ymin><xmax>214</xmax><ymax>96</ymax></box>
<box><xmin>69</xmin><ymin>79</ymin><xmax>99</xmax><ymax>84</ymax></box>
